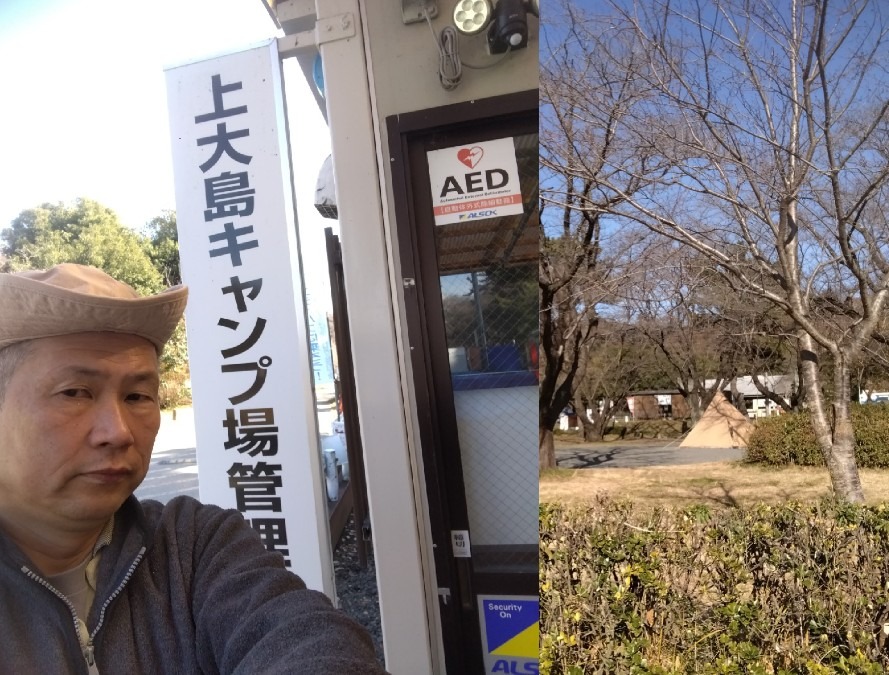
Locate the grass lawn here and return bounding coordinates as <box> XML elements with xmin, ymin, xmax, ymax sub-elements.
<box><xmin>540</xmin><ymin>460</ymin><xmax>889</xmax><ymax>509</ymax></box>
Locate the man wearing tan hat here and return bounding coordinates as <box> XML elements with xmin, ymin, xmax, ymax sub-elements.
<box><xmin>0</xmin><ymin>263</ymin><xmax>387</xmax><ymax>674</ymax></box>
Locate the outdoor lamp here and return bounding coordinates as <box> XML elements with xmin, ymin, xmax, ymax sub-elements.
<box><xmin>488</xmin><ymin>0</ymin><xmax>527</xmax><ymax>53</ymax></box>
<box><xmin>453</xmin><ymin>0</ymin><xmax>493</xmax><ymax>35</ymax></box>
<box><xmin>451</xmin><ymin>0</ymin><xmax>540</xmax><ymax>55</ymax></box>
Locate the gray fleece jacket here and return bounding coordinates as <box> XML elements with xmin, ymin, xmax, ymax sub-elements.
<box><xmin>0</xmin><ymin>495</ymin><xmax>389</xmax><ymax>674</ymax></box>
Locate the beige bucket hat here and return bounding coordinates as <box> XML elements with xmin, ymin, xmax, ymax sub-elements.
<box><xmin>0</xmin><ymin>263</ymin><xmax>188</xmax><ymax>352</ymax></box>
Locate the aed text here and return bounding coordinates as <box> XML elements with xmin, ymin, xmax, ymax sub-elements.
<box><xmin>440</xmin><ymin>169</ymin><xmax>509</xmax><ymax>197</ymax></box>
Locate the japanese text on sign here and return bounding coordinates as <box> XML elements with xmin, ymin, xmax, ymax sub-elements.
<box><xmin>189</xmin><ymin>71</ymin><xmax>291</xmax><ymax>566</ymax></box>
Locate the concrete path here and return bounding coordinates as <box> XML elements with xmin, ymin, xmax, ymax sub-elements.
<box><xmin>135</xmin><ymin>407</ymin><xmax>199</xmax><ymax>503</ymax></box>
<box><xmin>154</xmin><ymin>406</ymin><xmax>197</xmax><ymax>453</ymax></box>
<box><xmin>555</xmin><ymin>438</ymin><xmax>746</xmax><ymax>469</ymax></box>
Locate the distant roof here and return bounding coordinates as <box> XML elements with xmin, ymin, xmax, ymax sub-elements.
<box><xmin>628</xmin><ymin>375</ymin><xmax>795</xmax><ymax>399</ymax></box>
<box><xmin>704</xmin><ymin>375</ymin><xmax>795</xmax><ymax>397</ymax></box>
<box><xmin>628</xmin><ymin>389</ymin><xmax>681</xmax><ymax>396</ymax></box>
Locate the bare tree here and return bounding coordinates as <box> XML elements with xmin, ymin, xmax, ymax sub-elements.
<box><xmin>718</xmin><ymin>272</ymin><xmax>802</xmax><ymax>412</ymax></box>
<box><xmin>630</xmin><ymin>247</ymin><xmax>736</xmax><ymax>421</ymax></box>
<box><xmin>581</xmin><ymin>0</ymin><xmax>889</xmax><ymax>501</ymax></box>
<box><xmin>571</xmin><ymin>322</ymin><xmax>656</xmax><ymax>441</ymax></box>
<box><xmin>539</xmin><ymin>3</ymin><xmax>664</xmax><ymax>469</ymax></box>
<box><xmin>631</xmin><ymin>245</ymin><xmax>800</xmax><ymax>418</ymax></box>
<box><xmin>538</xmin><ymin>178</ymin><xmax>604</xmax><ymax>470</ymax></box>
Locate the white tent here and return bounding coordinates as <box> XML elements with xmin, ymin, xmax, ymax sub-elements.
<box><xmin>680</xmin><ymin>391</ymin><xmax>755</xmax><ymax>448</ymax></box>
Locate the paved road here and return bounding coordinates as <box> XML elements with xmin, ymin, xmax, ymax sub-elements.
<box><xmin>135</xmin><ymin>408</ymin><xmax>199</xmax><ymax>503</ymax></box>
<box><xmin>135</xmin><ymin>445</ymin><xmax>199</xmax><ymax>503</ymax></box>
<box><xmin>555</xmin><ymin>438</ymin><xmax>746</xmax><ymax>469</ymax></box>
<box><xmin>133</xmin><ymin>404</ymin><xmax>339</xmax><ymax>504</ymax></box>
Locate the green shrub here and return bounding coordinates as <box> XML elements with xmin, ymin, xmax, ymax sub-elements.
<box><xmin>746</xmin><ymin>404</ymin><xmax>889</xmax><ymax>468</ymax></box>
<box><xmin>746</xmin><ymin>410</ymin><xmax>820</xmax><ymax>465</ymax></box>
<box><xmin>540</xmin><ymin>499</ymin><xmax>889</xmax><ymax>674</ymax></box>
<box><xmin>557</xmin><ymin>420</ymin><xmax>687</xmax><ymax>442</ymax></box>
<box><xmin>852</xmin><ymin>404</ymin><xmax>889</xmax><ymax>467</ymax></box>
<box><xmin>158</xmin><ymin>368</ymin><xmax>191</xmax><ymax>410</ymax></box>
<box><xmin>158</xmin><ymin>320</ymin><xmax>191</xmax><ymax>411</ymax></box>
<box><xmin>608</xmin><ymin>419</ymin><xmax>687</xmax><ymax>440</ymax></box>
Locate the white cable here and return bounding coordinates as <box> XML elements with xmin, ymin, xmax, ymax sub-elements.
<box><xmin>423</xmin><ymin>7</ymin><xmax>462</xmax><ymax>90</ymax></box>
<box><xmin>438</xmin><ymin>26</ymin><xmax>463</xmax><ymax>89</ymax></box>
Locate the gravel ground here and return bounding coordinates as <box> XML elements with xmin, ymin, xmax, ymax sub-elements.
<box><xmin>333</xmin><ymin>516</ymin><xmax>384</xmax><ymax>665</ymax></box>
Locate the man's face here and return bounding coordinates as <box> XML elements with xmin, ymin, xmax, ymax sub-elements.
<box><xmin>0</xmin><ymin>332</ymin><xmax>160</xmax><ymax>534</ymax></box>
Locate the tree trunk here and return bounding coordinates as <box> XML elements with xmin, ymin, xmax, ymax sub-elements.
<box><xmin>587</xmin><ymin>407</ymin><xmax>616</xmax><ymax>442</ymax></box>
<box><xmin>800</xmin><ymin>336</ymin><xmax>864</xmax><ymax>503</ymax></box>
<box><xmin>573</xmin><ymin>396</ymin><xmax>607</xmax><ymax>442</ymax></box>
<box><xmin>579</xmin><ymin>411</ymin><xmax>606</xmax><ymax>442</ymax></box>
<box><xmin>539</xmin><ymin>425</ymin><xmax>556</xmax><ymax>471</ymax></box>
<box><xmin>685</xmin><ymin>391</ymin><xmax>703</xmax><ymax>424</ymax></box>
<box><xmin>825</xmin><ymin>404</ymin><xmax>863</xmax><ymax>503</ymax></box>
<box><xmin>826</xmin><ymin>355</ymin><xmax>864</xmax><ymax>503</ymax></box>
<box><xmin>730</xmin><ymin>379</ymin><xmax>744</xmax><ymax>412</ymax></box>
<box><xmin>582</xmin><ymin>416</ymin><xmax>606</xmax><ymax>442</ymax></box>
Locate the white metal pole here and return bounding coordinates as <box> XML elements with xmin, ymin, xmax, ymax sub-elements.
<box><xmin>309</xmin><ymin>2</ymin><xmax>438</xmax><ymax>672</ymax></box>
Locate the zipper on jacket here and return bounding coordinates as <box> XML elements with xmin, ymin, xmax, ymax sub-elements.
<box><xmin>21</xmin><ymin>546</ymin><xmax>146</xmax><ymax>673</ymax></box>
<box><xmin>21</xmin><ymin>565</ymin><xmax>92</xmax><ymax>667</ymax></box>
<box><xmin>89</xmin><ymin>547</ymin><xmax>146</xmax><ymax>643</ymax></box>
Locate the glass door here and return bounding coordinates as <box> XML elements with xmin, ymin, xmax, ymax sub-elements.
<box><xmin>389</xmin><ymin>91</ymin><xmax>538</xmax><ymax>675</ymax></box>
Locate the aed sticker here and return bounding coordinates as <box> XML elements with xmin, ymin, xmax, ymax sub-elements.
<box><xmin>427</xmin><ymin>137</ymin><xmax>525</xmax><ymax>226</ymax></box>
<box><xmin>478</xmin><ymin>595</ymin><xmax>539</xmax><ymax>675</ymax></box>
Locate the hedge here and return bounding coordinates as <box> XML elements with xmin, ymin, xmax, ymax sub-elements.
<box><xmin>540</xmin><ymin>499</ymin><xmax>889</xmax><ymax>674</ymax></box>
<box><xmin>746</xmin><ymin>404</ymin><xmax>889</xmax><ymax>468</ymax></box>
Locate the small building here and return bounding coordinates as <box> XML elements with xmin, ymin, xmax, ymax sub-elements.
<box><xmin>557</xmin><ymin>407</ymin><xmax>579</xmax><ymax>431</ymax></box>
<box><xmin>627</xmin><ymin>375</ymin><xmax>794</xmax><ymax>421</ymax></box>
<box><xmin>627</xmin><ymin>390</ymin><xmax>690</xmax><ymax>420</ymax></box>
<box><xmin>706</xmin><ymin>375</ymin><xmax>794</xmax><ymax>418</ymax></box>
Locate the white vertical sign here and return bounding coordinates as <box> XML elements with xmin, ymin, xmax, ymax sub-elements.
<box><xmin>165</xmin><ymin>40</ymin><xmax>333</xmax><ymax>596</ymax></box>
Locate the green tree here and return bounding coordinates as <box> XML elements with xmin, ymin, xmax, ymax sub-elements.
<box><xmin>142</xmin><ymin>211</ymin><xmax>189</xmax><ymax>407</ymax></box>
<box><xmin>144</xmin><ymin>210</ymin><xmax>181</xmax><ymax>287</ymax></box>
<box><xmin>2</xmin><ymin>199</ymin><xmax>162</xmax><ymax>294</ymax></box>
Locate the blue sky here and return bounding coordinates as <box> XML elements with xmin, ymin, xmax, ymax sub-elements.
<box><xmin>0</xmin><ymin>0</ymin><xmax>331</xmax><ymax>239</ymax></box>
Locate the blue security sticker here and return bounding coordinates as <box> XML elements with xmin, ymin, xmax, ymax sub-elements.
<box><xmin>478</xmin><ymin>595</ymin><xmax>539</xmax><ymax>675</ymax></box>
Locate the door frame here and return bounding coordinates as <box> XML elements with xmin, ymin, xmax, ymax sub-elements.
<box><xmin>387</xmin><ymin>89</ymin><xmax>538</xmax><ymax>674</ymax></box>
